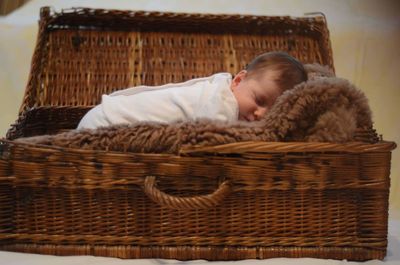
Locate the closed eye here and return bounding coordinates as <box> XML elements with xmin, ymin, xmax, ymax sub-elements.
<box><xmin>256</xmin><ymin>95</ymin><xmax>268</xmax><ymax>107</ymax></box>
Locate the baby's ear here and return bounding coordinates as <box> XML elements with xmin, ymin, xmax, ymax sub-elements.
<box><xmin>231</xmin><ymin>70</ymin><xmax>247</xmax><ymax>88</ymax></box>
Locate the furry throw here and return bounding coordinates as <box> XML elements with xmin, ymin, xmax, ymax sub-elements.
<box><xmin>16</xmin><ymin>64</ymin><xmax>376</xmax><ymax>154</ymax></box>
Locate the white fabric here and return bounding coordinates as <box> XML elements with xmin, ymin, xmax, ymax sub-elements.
<box><xmin>77</xmin><ymin>73</ymin><xmax>238</xmax><ymax>129</ymax></box>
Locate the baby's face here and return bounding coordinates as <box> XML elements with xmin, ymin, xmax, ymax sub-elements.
<box><xmin>231</xmin><ymin>69</ymin><xmax>281</xmax><ymax>121</ymax></box>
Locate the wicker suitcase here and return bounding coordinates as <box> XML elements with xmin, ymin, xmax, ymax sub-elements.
<box><xmin>0</xmin><ymin>7</ymin><xmax>396</xmax><ymax>261</ymax></box>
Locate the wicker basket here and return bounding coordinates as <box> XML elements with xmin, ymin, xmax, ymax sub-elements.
<box><xmin>0</xmin><ymin>7</ymin><xmax>396</xmax><ymax>261</ymax></box>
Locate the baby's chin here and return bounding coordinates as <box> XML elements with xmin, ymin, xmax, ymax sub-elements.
<box><xmin>238</xmin><ymin>114</ymin><xmax>246</xmax><ymax>121</ymax></box>
<box><xmin>238</xmin><ymin>115</ymin><xmax>253</xmax><ymax>122</ymax></box>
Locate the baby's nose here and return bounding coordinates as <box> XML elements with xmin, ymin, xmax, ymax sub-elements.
<box><xmin>255</xmin><ymin>107</ymin><xmax>267</xmax><ymax>120</ymax></box>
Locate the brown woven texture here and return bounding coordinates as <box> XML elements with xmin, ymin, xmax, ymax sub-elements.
<box><xmin>0</xmin><ymin>6</ymin><xmax>397</xmax><ymax>261</ymax></box>
<box><xmin>0</xmin><ymin>139</ymin><xmax>396</xmax><ymax>261</ymax></box>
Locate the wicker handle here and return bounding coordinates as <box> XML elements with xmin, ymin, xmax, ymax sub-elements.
<box><xmin>143</xmin><ymin>176</ymin><xmax>231</xmax><ymax>210</ymax></box>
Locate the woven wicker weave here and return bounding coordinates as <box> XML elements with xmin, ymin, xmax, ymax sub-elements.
<box><xmin>0</xmin><ymin>7</ymin><xmax>396</xmax><ymax>261</ymax></box>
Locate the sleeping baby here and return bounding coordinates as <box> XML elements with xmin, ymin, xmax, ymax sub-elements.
<box><xmin>77</xmin><ymin>51</ymin><xmax>308</xmax><ymax>129</ymax></box>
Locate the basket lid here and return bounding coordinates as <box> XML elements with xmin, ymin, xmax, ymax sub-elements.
<box><xmin>20</xmin><ymin>7</ymin><xmax>334</xmax><ymax>113</ymax></box>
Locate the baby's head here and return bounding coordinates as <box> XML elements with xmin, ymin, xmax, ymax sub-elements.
<box><xmin>231</xmin><ymin>51</ymin><xmax>307</xmax><ymax>121</ymax></box>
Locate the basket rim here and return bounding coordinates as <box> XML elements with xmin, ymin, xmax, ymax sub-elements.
<box><xmin>180</xmin><ymin>140</ymin><xmax>397</xmax><ymax>154</ymax></box>
<box><xmin>1</xmin><ymin>139</ymin><xmax>396</xmax><ymax>157</ymax></box>
<box><xmin>46</xmin><ymin>6</ymin><xmax>329</xmax><ymax>24</ymax></box>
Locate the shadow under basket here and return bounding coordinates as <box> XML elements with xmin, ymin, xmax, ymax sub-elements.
<box><xmin>0</xmin><ymin>7</ymin><xmax>397</xmax><ymax>261</ymax></box>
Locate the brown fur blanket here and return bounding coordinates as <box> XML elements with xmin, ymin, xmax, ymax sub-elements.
<box><xmin>16</xmin><ymin>64</ymin><xmax>375</xmax><ymax>154</ymax></box>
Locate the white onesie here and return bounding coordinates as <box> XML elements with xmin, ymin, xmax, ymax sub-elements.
<box><xmin>77</xmin><ymin>73</ymin><xmax>239</xmax><ymax>129</ymax></box>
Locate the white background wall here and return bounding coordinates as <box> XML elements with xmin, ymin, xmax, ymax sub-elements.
<box><xmin>1</xmin><ymin>0</ymin><xmax>399</xmax><ymax>211</ymax></box>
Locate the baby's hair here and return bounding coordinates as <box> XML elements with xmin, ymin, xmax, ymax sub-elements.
<box><xmin>245</xmin><ymin>51</ymin><xmax>308</xmax><ymax>92</ymax></box>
